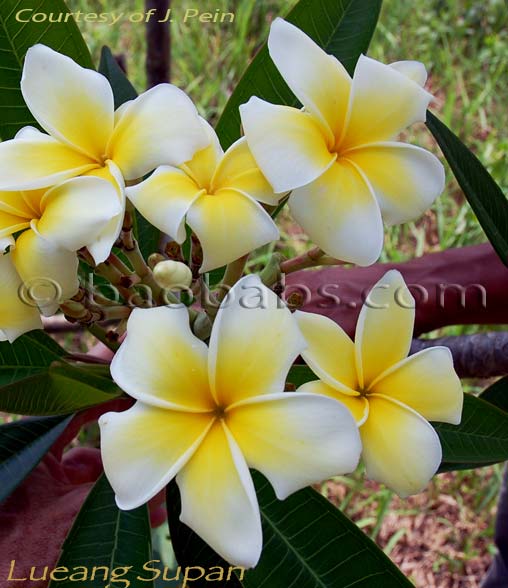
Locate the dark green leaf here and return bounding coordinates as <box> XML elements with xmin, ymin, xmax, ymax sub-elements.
<box><xmin>134</xmin><ymin>212</ymin><xmax>162</xmax><ymax>260</ymax></box>
<box><xmin>287</xmin><ymin>364</ymin><xmax>316</xmax><ymax>388</ymax></box>
<box><xmin>0</xmin><ymin>363</ymin><xmax>120</xmax><ymax>416</ymax></box>
<box><xmin>215</xmin><ymin>0</ymin><xmax>383</xmax><ymax>149</ymax></box>
<box><xmin>246</xmin><ymin>473</ymin><xmax>412</xmax><ymax>587</ymax></box>
<box><xmin>0</xmin><ymin>414</ymin><xmax>72</xmax><ymax>504</ymax></box>
<box><xmin>207</xmin><ymin>266</ymin><xmax>227</xmax><ymax>287</ymax></box>
<box><xmin>168</xmin><ymin>473</ymin><xmax>412</xmax><ymax>587</ymax></box>
<box><xmin>480</xmin><ymin>376</ymin><xmax>508</xmax><ymax>413</ymax></box>
<box><xmin>426</xmin><ymin>111</ymin><xmax>508</xmax><ymax>266</ymax></box>
<box><xmin>50</xmin><ymin>474</ymin><xmax>154</xmax><ymax>588</ymax></box>
<box><xmin>435</xmin><ymin>393</ymin><xmax>508</xmax><ymax>470</ymax></box>
<box><xmin>166</xmin><ymin>480</ymin><xmax>243</xmax><ymax>587</ymax></box>
<box><xmin>0</xmin><ymin>0</ymin><xmax>93</xmax><ymax>139</ymax></box>
<box><xmin>0</xmin><ymin>330</ymin><xmax>65</xmax><ymax>385</ymax></box>
<box><xmin>0</xmin><ymin>332</ymin><xmax>119</xmax><ymax>415</ymax></box>
<box><xmin>98</xmin><ymin>46</ymin><xmax>137</xmax><ymax>109</ymax></box>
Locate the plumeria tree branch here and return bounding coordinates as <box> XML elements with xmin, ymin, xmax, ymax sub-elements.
<box><xmin>411</xmin><ymin>332</ymin><xmax>508</xmax><ymax>379</ymax></box>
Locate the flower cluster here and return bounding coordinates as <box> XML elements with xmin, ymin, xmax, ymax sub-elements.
<box><xmin>0</xmin><ymin>17</ymin><xmax>463</xmax><ymax>568</ymax></box>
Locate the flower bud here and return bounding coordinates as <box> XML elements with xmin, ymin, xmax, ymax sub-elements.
<box><xmin>153</xmin><ymin>260</ymin><xmax>193</xmax><ymax>291</ymax></box>
<box><xmin>147</xmin><ymin>253</ymin><xmax>166</xmax><ymax>270</ymax></box>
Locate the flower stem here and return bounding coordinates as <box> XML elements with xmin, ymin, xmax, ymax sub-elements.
<box><xmin>280</xmin><ymin>247</ymin><xmax>345</xmax><ymax>274</ymax></box>
<box><xmin>203</xmin><ymin>254</ymin><xmax>249</xmax><ymax>319</ymax></box>
<box><xmin>87</xmin><ymin>323</ymin><xmax>121</xmax><ymax>352</ymax></box>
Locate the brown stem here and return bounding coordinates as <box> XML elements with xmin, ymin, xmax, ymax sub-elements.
<box><xmin>411</xmin><ymin>332</ymin><xmax>508</xmax><ymax>378</ymax></box>
<box><xmin>65</xmin><ymin>353</ymin><xmax>111</xmax><ymax>365</ymax></box>
<box><xmin>145</xmin><ymin>0</ymin><xmax>170</xmax><ymax>87</ymax></box>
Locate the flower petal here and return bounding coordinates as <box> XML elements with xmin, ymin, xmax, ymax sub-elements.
<box><xmin>211</xmin><ymin>137</ymin><xmax>282</xmax><ymax>205</ymax></box>
<box><xmin>227</xmin><ymin>392</ymin><xmax>361</xmax><ymax>499</ymax></box>
<box><xmin>84</xmin><ymin>161</ymin><xmax>126</xmax><ymax>264</ymax></box>
<box><xmin>0</xmin><ymin>190</ymin><xmax>38</xmax><ymax>217</ymax></box>
<box><xmin>0</xmin><ymin>134</ymin><xmax>98</xmax><ymax>191</ymax></box>
<box><xmin>355</xmin><ymin>270</ymin><xmax>415</xmax><ymax>388</ymax></box>
<box><xmin>289</xmin><ymin>159</ymin><xmax>383</xmax><ymax>265</ymax></box>
<box><xmin>186</xmin><ymin>189</ymin><xmax>279</xmax><ymax>273</ymax></box>
<box><xmin>108</xmin><ymin>84</ymin><xmax>208</xmax><ymax>180</ymax></box>
<box><xmin>180</xmin><ymin>118</ymin><xmax>224</xmax><ymax>190</ymax></box>
<box><xmin>110</xmin><ymin>306</ymin><xmax>214</xmax><ymax>412</ymax></box>
<box><xmin>345</xmin><ymin>142</ymin><xmax>445</xmax><ymax>225</ymax></box>
<box><xmin>361</xmin><ymin>394</ymin><xmax>442</xmax><ymax>497</ymax></box>
<box><xmin>37</xmin><ymin>176</ymin><xmax>122</xmax><ymax>253</ymax></box>
<box><xmin>0</xmin><ymin>210</ymin><xmax>30</xmax><ymax>239</ymax></box>
<box><xmin>339</xmin><ymin>55</ymin><xmax>433</xmax><ymax>150</ymax></box>
<box><xmin>389</xmin><ymin>61</ymin><xmax>428</xmax><ymax>87</ymax></box>
<box><xmin>11</xmin><ymin>228</ymin><xmax>79</xmax><ymax>316</ymax></box>
<box><xmin>297</xmin><ymin>380</ymin><xmax>368</xmax><ymax>425</ymax></box>
<box><xmin>0</xmin><ymin>235</ymin><xmax>14</xmax><ymax>252</ymax></box>
<box><xmin>126</xmin><ymin>166</ymin><xmax>203</xmax><ymax>243</ymax></box>
<box><xmin>209</xmin><ymin>274</ymin><xmax>306</xmax><ymax>406</ymax></box>
<box><xmin>177</xmin><ymin>420</ymin><xmax>262</xmax><ymax>568</ymax></box>
<box><xmin>21</xmin><ymin>45</ymin><xmax>114</xmax><ymax>159</ymax></box>
<box><xmin>100</xmin><ymin>403</ymin><xmax>214</xmax><ymax>510</ymax></box>
<box><xmin>295</xmin><ymin>311</ymin><xmax>358</xmax><ymax>394</ymax></box>
<box><xmin>268</xmin><ymin>18</ymin><xmax>351</xmax><ymax>142</ymax></box>
<box><xmin>240</xmin><ymin>97</ymin><xmax>335</xmax><ymax>193</ymax></box>
<box><xmin>369</xmin><ymin>347</ymin><xmax>463</xmax><ymax>425</ymax></box>
<box><xmin>0</xmin><ymin>252</ymin><xmax>42</xmax><ymax>342</ymax></box>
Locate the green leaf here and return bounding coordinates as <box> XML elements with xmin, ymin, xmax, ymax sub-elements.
<box><xmin>435</xmin><ymin>393</ymin><xmax>508</xmax><ymax>470</ymax></box>
<box><xmin>99</xmin><ymin>46</ymin><xmax>137</xmax><ymax>109</ymax></box>
<box><xmin>166</xmin><ymin>480</ymin><xmax>243</xmax><ymax>587</ymax></box>
<box><xmin>426</xmin><ymin>111</ymin><xmax>508</xmax><ymax>266</ymax></box>
<box><xmin>0</xmin><ymin>414</ymin><xmax>72</xmax><ymax>504</ymax></box>
<box><xmin>49</xmin><ymin>474</ymin><xmax>154</xmax><ymax>588</ymax></box>
<box><xmin>215</xmin><ymin>0</ymin><xmax>383</xmax><ymax>149</ymax></box>
<box><xmin>287</xmin><ymin>364</ymin><xmax>316</xmax><ymax>388</ymax></box>
<box><xmin>0</xmin><ymin>0</ymin><xmax>93</xmax><ymax>139</ymax></box>
<box><xmin>0</xmin><ymin>332</ymin><xmax>119</xmax><ymax>415</ymax></box>
<box><xmin>133</xmin><ymin>212</ymin><xmax>162</xmax><ymax>260</ymax></box>
<box><xmin>480</xmin><ymin>376</ymin><xmax>508</xmax><ymax>413</ymax></box>
<box><xmin>243</xmin><ymin>473</ymin><xmax>413</xmax><ymax>588</ymax></box>
<box><xmin>0</xmin><ymin>330</ymin><xmax>65</xmax><ymax>385</ymax></box>
<box><xmin>167</xmin><ymin>473</ymin><xmax>412</xmax><ymax>587</ymax></box>
<box><xmin>0</xmin><ymin>363</ymin><xmax>120</xmax><ymax>416</ymax></box>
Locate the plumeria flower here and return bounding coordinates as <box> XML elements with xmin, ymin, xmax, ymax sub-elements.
<box><xmin>0</xmin><ymin>238</ymin><xmax>42</xmax><ymax>342</ymax></box>
<box><xmin>100</xmin><ymin>275</ymin><xmax>361</xmax><ymax>566</ymax></box>
<box><xmin>295</xmin><ymin>270</ymin><xmax>463</xmax><ymax>497</ymax></box>
<box><xmin>127</xmin><ymin>121</ymin><xmax>280</xmax><ymax>272</ymax></box>
<box><xmin>240</xmin><ymin>19</ymin><xmax>445</xmax><ymax>266</ymax></box>
<box><xmin>0</xmin><ymin>44</ymin><xmax>208</xmax><ymax>263</ymax></box>
<box><xmin>0</xmin><ymin>176</ymin><xmax>122</xmax><ymax>317</ymax></box>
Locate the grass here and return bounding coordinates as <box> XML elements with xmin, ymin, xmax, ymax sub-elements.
<box><xmin>61</xmin><ymin>1</ymin><xmax>508</xmax><ymax>585</ymax></box>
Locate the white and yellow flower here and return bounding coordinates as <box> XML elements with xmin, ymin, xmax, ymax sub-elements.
<box><xmin>0</xmin><ymin>44</ymin><xmax>208</xmax><ymax>263</ymax></box>
<box><xmin>127</xmin><ymin>121</ymin><xmax>280</xmax><ymax>272</ymax></box>
<box><xmin>0</xmin><ymin>175</ymin><xmax>122</xmax><ymax>316</ymax></box>
<box><xmin>240</xmin><ymin>19</ymin><xmax>445</xmax><ymax>266</ymax></box>
<box><xmin>100</xmin><ymin>275</ymin><xmax>361</xmax><ymax>566</ymax></box>
<box><xmin>0</xmin><ymin>239</ymin><xmax>42</xmax><ymax>342</ymax></box>
<box><xmin>295</xmin><ymin>270</ymin><xmax>463</xmax><ymax>497</ymax></box>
